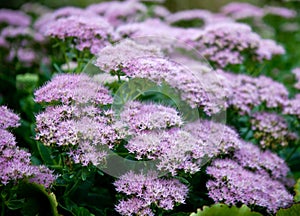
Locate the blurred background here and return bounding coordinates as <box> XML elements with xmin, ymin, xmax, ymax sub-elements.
<box><xmin>0</xmin><ymin>0</ymin><xmax>298</xmax><ymax>12</ymax></box>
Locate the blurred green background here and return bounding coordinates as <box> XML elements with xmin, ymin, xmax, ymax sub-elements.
<box><xmin>0</xmin><ymin>0</ymin><xmax>296</xmax><ymax>12</ymax></box>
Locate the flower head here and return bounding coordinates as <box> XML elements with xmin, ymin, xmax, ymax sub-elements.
<box><xmin>0</xmin><ymin>106</ymin><xmax>20</xmax><ymax>129</ymax></box>
<box><xmin>114</xmin><ymin>171</ymin><xmax>188</xmax><ymax>215</ymax></box>
<box><xmin>34</xmin><ymin>74</ymin><xmax>113</xmax><ymax>105</ymax></box>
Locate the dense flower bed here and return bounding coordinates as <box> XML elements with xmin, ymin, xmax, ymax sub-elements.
<box><xmin>1</xmin><ymin>0</ymin><xmax>300</xmax><ymax>215</ymax></box>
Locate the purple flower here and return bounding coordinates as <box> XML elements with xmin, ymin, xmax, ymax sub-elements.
<box><xmin>264</xmin><ymin>6</ymin><xmax>296</xmax><ymax>19</ymax></box>
<box><xmin>120</xmin><ymin>101</ymin><xmax>183</xmax><ymax>133</ymax></box>
<box><xmin>224</xmin><ymin>72</ymin><xmax>288</xmax><ymax>114</ymax></box>
<box><xmin>284</xmin><ymin>94</ymin><xmax>300</xmax><ymax>119</ymax></box>
<box><xmin>234</xmin><ymin>142</ymin><xmax>291</xmax><ymax>183</ymax></box>
<box><xmin>34</xmin><ymin>6</ymin><xmax>91</xmax><ymax>32</ymax></box>
<box><xmin>184</xmin><ymin>120</ymin><xmax>241</xmax><ymax>156</ymax></box>
<box><xmin>34</xmin><ymin>74</ymin><xmax>113</xmax><ymax>105</ymax></box>
<box><xmin>121</xmin><ymin>56</ymin><xmax>226</xmax><ymax>114</ymax></box>
<box><xmin>114</xmin><ymin>171</ymin><xmax>188</xmax><ymax>215</ymax></box>
<box><xmin>86</xmin><ymin>1</ymin><xmax>147</xmax><ymax>27</ymax></box>
<box><xmin>0</xmin><ymin>9</ymin><xmax>31</xmax><ymax>27</ymax></box>
<box><xmin>251</xmin><ymin>112</ymin><xmax>297</xmax><ymax>149</ymax></box>
<box><xmin>0</xmin><ymin>112</ymin><xmax>55</xmax><ymax>188</ymax></box>
<box><xmin>95</xmin><ymin>39</ymin><xmax>164</xmax><ymax>73</ymax></box>
<box><xmin>292</xmin><ymin>68</ymin><xmax>300</xmax><ymax>89</ymax></box>
<box><xmin>221</xmin><ymin>2</ymin><xmax>264</xmax><ymax>20</ymax></box>
<box><xmin>185</xmin><ymin>22</ymin><xmax>285</xmax><ymax>68</ymax></box>
<box><xmin>206</xmin><ymin>159</ymin><xmax>293</xmax><ymax>213</ymax></box>
<box><xmin>126</xmin><ymin>129</ymin><xmax>203</xmax><ymax>175</ymax></box>
<box><xmin>116</xmin><ymin>19</ymin><xmax>184</xmax><ymax>50</ymax></box>
<box><xmin>167</xmin><ymin>9</ymin><xmax>232</xmax><ymax>28</ymax></box>
<box><xmin>0</xmin><ymin>106</ymin><xmax>20</xmax><ymax>129</ymax></box>
<box><xmin>35</xmin><ymin>104</ymin><xmax>126</xmax><ymax>166</ymax></box>
<box><xmin>43</xmin><ymin>14</ymin><xmax>115</xmax><ymax>54</ymax></box>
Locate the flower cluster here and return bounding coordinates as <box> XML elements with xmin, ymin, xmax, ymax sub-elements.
<box><xmin>185</xmin><ymin>22</ymin><xmax>285</xmax><ymax>68</ymax></box>
<box><xmin>86</xmin><ymin>1</ymin><xmax>147</xmax><ymax>27</ymax></box>
<box><xmin>120</xmin><ymin>101</ymin><xmax>183</xmax><ymax>133</ymax></box>
<box><xmin>250</xmin><ymin>112</ymin><xmax>297</xmax><ymax>149</ymax></box>
<box><xmin>123</xmin><ymin>57</ymin><xmax>226</xmax><ymax>114</ymax></box>
<box><xmin>127</xmin><ymin>129</ymin><xmax>204</xmax><ymax>175</ymax></box>
<box><xmin>0</xmin><ymin>106</ymin><xmax>20</xmax><ymax>129</ymax></box>
<box><xmin>224</xmin><ymin>72</ymin><xmax>289</xmax><ymax>114</ymax></box>
<box><xmin>95</xmin><ymin>39</ymin><xmax>163</xmax><ymax>73</ymax></box>
<box><xmin>184</xmin><ymin>120</ymin><xmax>241</xmax><ymax>156</ymax></box>
<box><xmin>292</xmin><ymin>68</ymin><xmax>300</xmax><ymax>89</ymax></box>
<box><xmin>43</xmin><ymin>14</ymin><xmax>115</xmax><ymax>54</ymax></box>
<box><xmin>0</xmin><ymin>106</ymin><xmax>55</xmax><ymax>187</ymax></box>
<box><xmin>0</xmin><ymin>9</ymin><xmax>31</xmax><ymax>27</ymax></box>
<box><xmin>221</xmin><ymin>2</ymin><xmax>264</xmax><ymax>20</ymax></box>
<box><xmin>34</xmin><ymin>74</ymin><xmax>113</xmax><ymax>105</ymax></box>
<box><xmin>114</xmin><ymin>171</ymin><xmax>189</xmax><ymax>216</ymax></box>
<box><xmin>206</xmin><ymin>158</ymin><xmax>293</xmax><ymax>213</ymax></box>
<box><xmin>234</xmin><ymin>142</ymin><xmax>292</xmax><ymax>183</ymax></box>
<box><xmin>0</xmin><ymin>9</ymin><xmax>48</xmax><ymax>66</ymax></box>
<box><xmin>35</xmin><ymin>74</ymin><xmax>126</xmax><ymax>166</ymax></box>
<box><xmin>221</xmin><ymin>3</ymin><xmax>296</xmax><ymax>20</ymax></box>
<box><xmin>166</xmin><ymin>9</ymin><xmax>232</xmax><ymax>28</ymax></box>
<box><xmin>96</xmin><ymin>41</ymin><xmax>227</xmax><ymax>114</ymax></box>
<box><xmin>284</xmin><ymin>94</ymin><xmax>300</xmax><ymax>119</ymax></box>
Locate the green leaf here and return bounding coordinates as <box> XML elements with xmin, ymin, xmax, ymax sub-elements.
<box><xmin>276</xmin><ymin>203</ymin><xmax>300</xmax><ymax>216</ymax></box>
<box><xmin>37</xmin><ymin>142</ymin><xmax>60</xmax><ymax>166</ymax></box>
<box><xmin>72</xmin><ymin>207</ymin><xmax>95</xmax><ymax>216</ymax></box>
<box><xmin>6</xmin><ymin>199</ymin><xmax>25</xmax><ymax>210</ymax></box>
<box><xmin>17</xmin><ymin>182</ymin><xmax>59</xmax><ymax>216</ymax></box>
<box><xmin>190</xmin><ymin>204</ymin><xmax>262</xmax><ymax>216</ymax></box>
<box><xmin>294</xmin><ymin>178</ymin><xmax>300</xmax><ymax>202</ymax></box>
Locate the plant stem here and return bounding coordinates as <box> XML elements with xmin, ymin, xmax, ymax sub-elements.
<box><xmin>1</xmin><ymin>198</ymin><xmax>5</xmax><ymax>216</ymax></box>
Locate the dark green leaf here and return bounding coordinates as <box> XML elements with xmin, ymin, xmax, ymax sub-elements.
<box><xmin>190</xmin><ymin>204</ymin><xmax>262</xmax><ymax>216</ymax></box>
<box><xmin>276</xmin><ymin>203</ymin><xmax>300</xmax><ymax>216</ymax></box>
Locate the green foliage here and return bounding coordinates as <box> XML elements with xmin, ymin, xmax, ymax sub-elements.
<box><xmin>294</xmin><ymin>178</ymin><xmax>300</xmax><ymax>202</ymax></box>
<box><xmin>190</xmin><ymin>204</ymin><xmax>263</xmax><ymax>216</ymax></box>
<box><xmin>276</xmin><ymin>203</ymin><xmax>300</xmax><ymax>216</ymax></box>
<box><xmin>1</xmin><ymin>182</ymin><xmax>58</xmax><ymax>216</ymax></box>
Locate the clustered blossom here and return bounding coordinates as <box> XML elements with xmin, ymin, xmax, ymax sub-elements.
<box><xmin>185</xmin><ymin>22</ymin><xmax>285</xmax><ymax>68</ymax></box>
<box><xmin>264</xmin><ymin>6</ymin><xmax>296</xmax><ymax>19</ymax></box>
<box><xmin>114</xmin><ymin>171</ymin><xmax>188</xmax><ymax>216</ymax></box>
<box><xmin>206</xmin><ymin>159</ymin><xmax>293</xmax><ymax>213</ymax></box>
<box><xmin>0</xmin><ymin>106</ymin><xmax>20</xmax><ymax>129</ymax></box>
<box><xmin>251</xmin><ymin>112</ymin><xmax>297</xmax><ymax>149</ymax></box>
<box><xmin>95</xmin><ymin>39</ymin><xmax>163</xmax><ymax>73</ymax></box>
<box><xmin>127</xmin><ymin>129</ymin><xmax>204</xmax><ymax>175</ymax></box>
<box><xmin>34</xmin><ymin>6</ymin><xmax>90</xmax><ymax>32</ymax></box>
<box><xmin>224</xmin><ymin>72</ymin><xmax>289</xmax><ymax>114</ymax></box>
<box><xmin>35</xmin><ymin>105</ymin><xmax>126</xmax><ymax>166</ymax></box>
<box><xmin>116</xmin><ymin>19</ymin><xmax>184</xmax><ymax>50</ymax></box>
<box><xmin>0</xmin><ymin>9</ymin><xmax>31</xmax><ymax>27</ymax></box>
<box><xmin>125</xmin><ymin>118</ymin><xmax>241</xmax><ymax>175</ymax></box>
<box><xmin>120</xmin><ymin>101</ymin><xmax>183</xmax><ymax>133</ymax></box>
<box><xmin>166</xmin><ymin>9</ymin><xmax>232</xmax><ymax>28</ymax></box>
<box><xmin>121</xmin><ymin>56</ymin><xmax>226</xmax><ymax>114</ymax></box>
<box><xmin>96</xmin><ymin>42</ymin><xmax>227</xmax><ymax>114</ymax></box>
<box><xmin>292</xmin><ymin>68</ymin><xmax>300</xmax><ymax>89</ymax></box>
<box><xmin>234</xmin><ymin>142</ymin><xmax>292</xmax><ymax>183</ymax></box>
<box><xmin>0</xmin><ymin>106</ymin><xmax>55</xmax><ymax>188</ymax></box>
<box><xmin>34</xmin><ymin>74</ymin><xmax>126</xmax><ymax>166</ymax></box>
<box><xmin>221</xmin><ymin>3</ymin><xmax>296</xmax><ymax>20</ymax></box>
<box><xmin>86</xmin><ymin>1</ymin><xmax>147</xmax><ymax>27</ymax></box>
<box><xmin>284</xmin><ymin>94</ymin><xmax>300</xmax><ymax>119</ymax></box>
<box><xmin>184</xmin><ymin>120</ymin><xmax>241</xmax><ymax>156</ymax></box>
<box><xmin>43</xmin><ymin>14</ymin><xmax>115</xmax><ymax>54</ymax></box>
<box><xmin>34</xmin><ymin>74</ymin><xmax>113</xmax><ymax>105</ymax></box>
<box><xmin>221</xmin><ymin>2</ymin><xmax>264</xmax><ymax>20</ymax></box>
<box><xmin>0</xmin><ymin>23</ymin><xmax>47</xmax><ymax>66</ymax></box>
